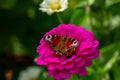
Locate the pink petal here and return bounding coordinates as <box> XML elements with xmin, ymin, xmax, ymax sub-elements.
<box><xmin>49</xmin><ymin>70</ymin><xmax>61</xmax><ymax>79</ymax></box>
<box><xmin>78</xmin><ymin>67</ymin><xmax>87</xmax><ymax>76</ymax></box>
<box><xmin>36</xmin><ymin>56</ymin><xmax>48</xmax><ymax>65</ymax></box>
<box><xmin>47</xmin><ymin>57</ymin><xmax>61</xmax><ymax>62</ymax></box>
<box><xmin>61</xmin><ymin>55</ymin><xmax>75</xmax><ymax>65</ymax></box>
<box><xmin>65</xmin><ymin>63</ymin><xmax>74</xmax><ymax>69</ymax></box>
<box><xmin>79</xmin><ymin>41</ymin><xmax>88</xmax><ymax>52</ymax></box>
<box><xmin>85</xmin><ymin>58</ymin><xmax>92</xmax><ymax>66</ymax></box>
<box><xmin>47</xmin><ymin>63</ymin><xmax>64</xmax><ymax>70</ymax></box>
<box><xmin>70</xmin><ymin>67</ymin><xmax>79</xmax><ymax>73</ymax></box>
<box><xmin>55</xmin><ymin>64</ymin><xmax>64</xmax><ymax>70</ymax></box>
<box><xmin>47</xmin><ymin>64</ymin><xmax>55</xmax><ymax>70</ymax></box>
<box><xmin>93</xmin><ymin>40</ymin><xmax>99</xmax><ymax>47</ymax></box>
<box><xmin>60</xmin><ymin>69</ymin><xmax>71</xmax><ymax>78</ymax></box>
<box><xmin>75</xmin><ymin>59</ymin><xmax>86</xmax><ymax>67</ymax></box>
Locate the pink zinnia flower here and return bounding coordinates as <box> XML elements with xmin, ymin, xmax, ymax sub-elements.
<box><xmin>36</xmin><ymin>24</ymin><xmax>99</xmax><ymax>80</ymax></box>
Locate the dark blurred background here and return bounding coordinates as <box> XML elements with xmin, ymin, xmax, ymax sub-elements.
<box><xmin>0</xmin><ymin>0</ymin><xmax>120</xmax><ymax>80</ymax></box>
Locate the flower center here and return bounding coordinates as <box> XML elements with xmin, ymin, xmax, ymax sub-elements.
<box><xmin>49</xmin><ymin>0</ymin><xmax>61</xmax><ymax>10</ymax></box>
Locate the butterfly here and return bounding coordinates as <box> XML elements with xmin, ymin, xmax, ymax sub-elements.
<box><xmin>44</xmin><ymin>35</ymin><xmax>79</xmax><ymax>58</ymax></box>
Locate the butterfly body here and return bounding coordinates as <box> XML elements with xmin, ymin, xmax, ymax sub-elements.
<box><xmin>44</xmin><ymin>35</ymin><xmax>78</xmax><ymax>58</ymax></box>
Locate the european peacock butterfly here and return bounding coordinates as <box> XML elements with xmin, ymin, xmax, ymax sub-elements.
<box><xmin>44</xmin><ymin>35</ymin><xmax>79</xmax><ymax>58</ymax></box>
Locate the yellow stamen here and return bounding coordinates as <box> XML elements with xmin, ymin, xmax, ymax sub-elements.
<box><xmin>49</xmin><ymin>0</ymin><xmax>61</xmax><ymax>10</ymax></box>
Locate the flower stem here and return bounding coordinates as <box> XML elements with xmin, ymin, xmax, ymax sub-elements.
<box><xmin>56</xmin><ymin>13</ymin><xmax>64</xmax><ymax>23</ymax></box>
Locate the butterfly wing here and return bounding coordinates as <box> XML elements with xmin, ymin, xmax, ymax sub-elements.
<box><xmin>63</xmin><ymin>37</ymin><xmax>78</xmax><ymax>57</ymax></box>
<box><xmin>44</xmin><ymin>35</ymin><xmax>60</xmax><ymax>49</ymax></box>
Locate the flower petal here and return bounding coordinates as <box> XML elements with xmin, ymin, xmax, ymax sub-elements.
<box><xmin>60</xmin><ymin>69</ymin><xmax>71</xmax><ymax>78</ymax></box>
<box><xmin>65</xmin><ymin>63</ymin><xmax>74</xmax><ymax>69</ymax></box>
<box><xmin>78</xmin><ymin>67</ymin><xmax>87</xmax><ymax>76</ymax></box>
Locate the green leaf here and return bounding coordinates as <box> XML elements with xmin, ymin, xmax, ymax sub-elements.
<box><xmin>79</xmin><ymin>7</ymin><xmax>92</xmax><ymax>30</ymax></box>
<box><xmin>111</xmin><ymin>62</ymin><xmax>120</xmax><ymax>80</ymax></box>
<box><xmin>70</xmin><ymin>8</ymin><xmax>85</xmax><ymax>25</ymax></box>
<box><xmin>99</xmin><ymin>43</ymin><xmax>117</xmax><ymax>66</ymax></box>
<box><xmin>106</xmin><ymin>0</ymin><xmax>120</xmax><ymax>7</ymax></box>
<box><xmin>113</xmin><ymin>26</ymin><xmax>120</xmax><ymax>42</ymax></box>
<box><xmin>103</xmin><ymin>50</ymin><xmax>119</xmax><ymax>72</ymax></box>
<box><xmin>76</xmin><ymin>0</ymin><xmax>87</xmax><ymax>8</ymax></box>
<box><xmin>0</xmin><ymin>0</ymin><xmax>17</xmax><ymax>9</ymax></box>
<box><xmin>107</xmin><ymin>2</ymin><xmax>120</xmax><ymax>15</ymax></box>
<box><xmin>88</xmin><ymin>0</ymin><xmax>96</xmax><ymax>6</ymax></box>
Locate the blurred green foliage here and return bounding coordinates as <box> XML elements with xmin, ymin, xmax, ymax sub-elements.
<box><xmin>0</xmin><ymin>0</ymin><xmax>120</xmax><ymax>80</ymax></box>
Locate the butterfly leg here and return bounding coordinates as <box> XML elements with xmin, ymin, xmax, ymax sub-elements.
<box><xmin>56</xmin><ymin>51</ymin><xmax>62</xmax><ymax>56</ymax></box>
<box><xmin>65</xmin><ymin>48</ymin><xmax>76</xmax><ymax>58</ymax></box>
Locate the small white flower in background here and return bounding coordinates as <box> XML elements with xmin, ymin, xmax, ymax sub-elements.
<box><xmin>39</xmin><ymin>0</ymin><xmax>68</xmax><ymax>15</ymax></box>
<box><xmin>18</xmin><ymin>66</ymin><xmax>47</xmax><ymax>80</ymax></box>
